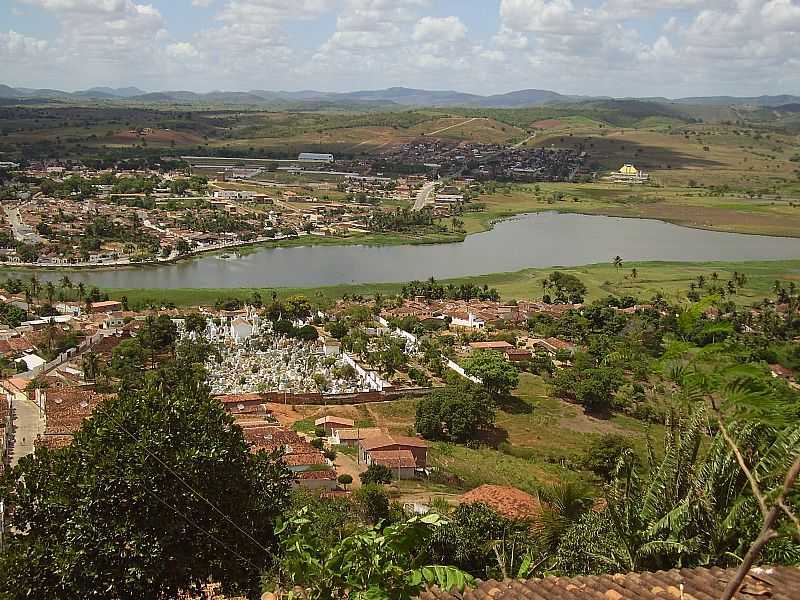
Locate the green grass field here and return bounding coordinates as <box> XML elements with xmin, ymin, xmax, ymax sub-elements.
<box><xmin>99</xmin><ymin>259</ymin><xmax>800</xmax><ymax>308</ymax></box>
<box><xmin>463</xmin><ymin>182</ymin><xmax>800</xmax><ymax>238</ymax></box>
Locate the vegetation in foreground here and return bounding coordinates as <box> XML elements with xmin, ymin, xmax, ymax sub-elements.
<box><xmin>1</xmin><ymin>267</ymin><xmax>799</xmax><ymax>599</ymax></box>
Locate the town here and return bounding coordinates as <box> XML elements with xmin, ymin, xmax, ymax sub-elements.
<box><xmin>0</xmin><ymin>143</ymin><xmax>588</xmax><ymax>266</ymax></box>
<box><xmin>1</xmin><ymin>1</ymin><xmax>800</xmax><ymax>595</ymax></box>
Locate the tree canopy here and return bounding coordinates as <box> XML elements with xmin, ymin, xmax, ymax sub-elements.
<box><xmin>0</xmin><ymin>363</ymin><xmax>291</xmax><ymax>600</ymax></box>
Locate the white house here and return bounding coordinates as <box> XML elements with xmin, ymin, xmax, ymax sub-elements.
<box><xmin>230</xmin><ymin>317</ymin><xmax>254</xmax><ymax>343</ymax></box>
<box><xmin>449</xmin><ymin>312</ymin><xmax>485</xmax><ymax>330</ymax></box>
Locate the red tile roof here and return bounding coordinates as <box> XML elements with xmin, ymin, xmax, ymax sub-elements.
<box><xmin>469</xmin><ymin>341</ymin><xmax>513</xmax><ymax>350</ymax></box>
<box><xmin>361</xmin><ymin>433</ymin><xmax>429</xmax><ymax>451</ymax></box>
<box><xmin>296</xmin><ymin>469</ymin><xmax>337</xmax><ymax>480</ymax></box>
<box><xmin>45</xmin><ymin>387</ymin><xmax>112</xmax><ymax>435</ymax></box>
<box><xmin>458</xmin><ymin>484</ymin><xmax>542</xmax><ymax>521</ymax></box>
<box><xmin>369</xmin><ymin>449</ymin><xmax>417</xmax><ymax>469</ymax></box>
<box><xmin>417</xmin><ymin>566</ymin><xmax>800</xmax><ymax>600</ymax></box>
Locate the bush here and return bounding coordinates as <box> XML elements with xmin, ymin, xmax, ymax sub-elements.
<box><xmin>314</xmin><ymin>426</ymin><xmax>327</xmax><ymax>438</ymax></box>
<box><xmin>353</xmin><ymin>484</ymin><xmax>390</xmax><ymax>523</ymax></box>
<box><xmin>583</xmin><ymin>434</ymin><xmax>634</xmax><ymax>480</ymax></box>
<box><xmin>310</xmin><ymin>438</ymin><xmax>324</xmax><ymax>450</ymax></box>
<box><xmin>360</xmin><ymin>463</ymin><xmax>394</xmax><ymax>485</ymax></box>
<box><xmin>337</xmin><ymin>473</ymin><xmax>353</xmax><ymax>489</ymax></box>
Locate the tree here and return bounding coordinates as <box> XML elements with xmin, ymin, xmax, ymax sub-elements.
<box><xmin>272</xmin><ymin>319</ymin><xmax>295</xmax><ymax>338</ymax></box>
<box><xmin>109</xmin><ymin>338</ymin><xmax>148</xmax><ymax>379</ymax></box>
<box><xmin>360</xmin><ymin>463</ymin><xmax>394</xmax><ymax>485</ymax></box>
<box><xmin>612</xmin><ymin>255</ymin><xmax>623</xmax><ymax>273</ymax></box>
<box><xmin>354</xmin><ymin>483</ymin><xmax>392</xmax><ymax>523</ymax></box>
<box><xmin>284</xmin><ymin>294</ymin><xmax>312</xmax><ymax>320</ymax></box>
<box><xmin>582</xmin><ymin>434</ymin><xmax>635</xmax><ymax>481</ymax></box>
<box><xmin>462</xmin><ymin>350</ymin><xmax>519</xmax><ymax>397</ymax></box>
<box><xmin>0</xmin><ymin>363</ymin><xmax>292</xmax><ymax>600</ymax></box>
<box><xmin>81</xmin><ymin>351</ymin><xmax>101</xmax><ymax>382</ymax></box>
<box><xmin>337</xmin><ymin>473</ymin><xmax>353</xmax><ymax>490</ymax></box>
<box><xmin>274</xmin><ymin>507</ymin><xmax>472</xmax><ymax>599</ymax></box>
<box><xmin>296</xmin><ymin>324</ymin><xmax>319</xmax><ymax>342</ymax></box>
<box><xmin>415</xmin><ymin>381</ymin><xmax>495</xmax><ymax>442</ymax></box>
<box><xmin>427</xmin><ymin>502</ymin><xmax>534</xmax><ymax>580</ymax></box>
<box><xmin>183</xmin><ymin>312</ymin><xmax>207</xmax><ymax>334</ymax></box>
<box><xmin>542</xmin><ymin>272</ymin><xmax>587</xmax><ymax>304</ymax></box>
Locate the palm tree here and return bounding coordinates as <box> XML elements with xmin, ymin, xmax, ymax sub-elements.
<box><xmin>535</xmin><ymin>481</ymin><xmax>594</xmax><ymax>554</ymax></box>
<box><xmin>77</xmin><ymin>282</ymin><xmax>86</xmax><ymax>304</ymax></box>
<box><xmin>29</xmin><ymin>274</ymin><xmax>40</xmax><ymax>312</ymax></box>
<box><xmin>59</xmin><ymin>275</ymin><xmax>73</xmax><ymax>298</ymax></box>
<box><xmin>45</xmin><ymin>281</ymin><xmax>56</xmax><ymax>307</ymax></box>
<box><xmin>613</xmin><ymin>255</ymin><xmax>623</xmax><ymax>271</ymax></box>
<box><xmin>82</xmin><ymin>351</ymin><xmax>101</xmax><ymax>382</ymax></box>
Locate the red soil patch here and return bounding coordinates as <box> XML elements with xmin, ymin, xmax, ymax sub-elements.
<box><xmin>532</xmin><ymin>119</ymin><xmax>563</xmax><ymax>129</ymax></box>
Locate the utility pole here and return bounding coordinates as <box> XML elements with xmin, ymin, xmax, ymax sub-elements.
<box><xmin>1</xmin><ymin>499</ymin><xmax>5</xmax><ymax>553</ymax></box>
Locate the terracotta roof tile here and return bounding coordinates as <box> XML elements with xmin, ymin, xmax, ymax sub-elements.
<box><xmin>369</xmin><ymin>449</ymin><xmax>417</xmax><ymax>468</ymax></box>
<box><xmin>416</xmin><ymin>566</ymin><xmax>800</xmax><ymax>600</ymax></box>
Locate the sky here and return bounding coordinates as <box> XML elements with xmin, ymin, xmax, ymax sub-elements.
<box><xmin>1</xmin><ymin>0</ymin><xmax>799</xmax><ymax>97</ymax></box>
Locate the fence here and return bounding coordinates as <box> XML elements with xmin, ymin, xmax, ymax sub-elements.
<box><xmin>218</xmin><ymin>387</ymin><xmax>432</xmax><ymax>407</ymax></box>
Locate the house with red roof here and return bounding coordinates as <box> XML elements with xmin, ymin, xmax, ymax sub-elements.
<box><xmin>359</xmin><ymin>432</ymin><xmax>429</xmax><ymax>478</ymax></box>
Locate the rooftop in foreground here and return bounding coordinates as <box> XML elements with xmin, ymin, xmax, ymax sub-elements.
<box><xmin>418</xmin><ymin>565</ymin><xmax>800</xmax><ymax>600</ymax></box>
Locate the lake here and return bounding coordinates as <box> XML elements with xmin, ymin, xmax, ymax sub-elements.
<box><xmin>3</xmin><ymin>212</ymin><xmax>800</xmax><ymax>289</ymax></box>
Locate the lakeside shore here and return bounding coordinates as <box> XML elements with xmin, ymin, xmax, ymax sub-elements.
<box><xmin>90</xmin><ymin>258</ymin><xmax>800</xmax><ymax>307</ymax></box>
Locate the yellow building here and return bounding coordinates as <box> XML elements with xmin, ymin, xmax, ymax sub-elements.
<box><xmin>607</xmin><ymin>163</ymin><xmax>649</xmax><ymax>183</ymax></box>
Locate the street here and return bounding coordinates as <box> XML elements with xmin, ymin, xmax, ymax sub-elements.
<box><xmin>4</xmin><ymin>206</ymin><xmax>45</xmax><ymax>244</ymax></box>
<box><xmin>9</xmin><ymin>394</ymin><xmax>44</xmax><ymax>467</ymax></box>
<box><xmin>412</xmin><ymin>181</ymin><xmax>436</xmax><ymax>211</ymax></box>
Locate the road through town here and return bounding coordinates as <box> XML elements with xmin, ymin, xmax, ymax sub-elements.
<box><xmin>10</xmin><ymin>394</ymin><xmax>44</xmax><ymax>467</ymax></box>
<box><xmin>412</xmin><ymin>181</ymin><xmax>436</xmax><ymax>211</ymax></box>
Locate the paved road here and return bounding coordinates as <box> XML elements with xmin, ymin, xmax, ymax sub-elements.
<box><xmin>412</xmin><ymin>182</ymin><xmax>436</xmax><ymax>211</ymax></box>
<box><xmin>10</xmin><ymin>394</ymin><xmax>44</xmax><ymax>467</ymax></box>
<box><xmin>4</xmin><ymin>206</ymin><xmax>44</xmax><ymax>244</ymax></box>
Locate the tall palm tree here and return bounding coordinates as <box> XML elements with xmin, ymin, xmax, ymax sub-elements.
<box><xmin>82</xmin><ymin>351</ymin><xmax>101</xmax><ymax>382</ymax></box>
<box><xmin>29</xmin><ymin>274</ymin><xmax>40</xmax><ymax>312</ymax></box>
<box><xmin>45</xmin><ymin>281</ymin><xmax>56</xmax><ymax>307</ymax></box>
<box><xmin>59</xmin><ymin>275</ymin><xmax>73</xmax><ymax>298</ymax></box>
<box><xmin>77</xmin><ymin>282</ymin><xmax>86</xmax><ymax>304</ymax></box>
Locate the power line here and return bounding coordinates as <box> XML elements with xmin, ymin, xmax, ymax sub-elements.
<box><xmin>90</xmin><ymin>399</ymin><xmax>277</xmax><ymax>560</ymax></box>
<box><xmin>141</xmin><ymin>480</ymin><xmax>262</xmax><ymax>572</ymax></box>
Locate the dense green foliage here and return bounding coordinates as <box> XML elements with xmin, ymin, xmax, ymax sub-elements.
<box><xmin>0</xmin><ymin>363</ymin><xmax>292</xmax><ymax>600</ymax></box>
<box><xmin>415</xmin><ymin>381</ymin><xmax>495</xmax><ymax>442</ymax></box>
<box><xmin>462</xmin><ymin>350</ymin><xmax>519</xmax><ymax>397</ymax></box>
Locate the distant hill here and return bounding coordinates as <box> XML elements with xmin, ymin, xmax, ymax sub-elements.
<box><xmin>0</xmin><ymin>84</ymin><xmax>20</xmax><ymax>98</ymax></box>
<box><xmin>673</xmin><ymin>95</ymin><xmax>800</xmax><ymax>107</ymax></box>
<box><xmin>85</xmin><ymin>86</ymin><xmax>146</xmax><ymax>98</ymax></box>
<box><xmin>0</xmin><ymin>83</ymin><xmax>798</xmax><ymax>110</ymax></box>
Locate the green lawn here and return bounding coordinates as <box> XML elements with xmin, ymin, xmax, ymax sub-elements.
<box><xmin>102</xmin><ymin>259</ymin><xmax>800</xmax><ymax>308</ymax></box>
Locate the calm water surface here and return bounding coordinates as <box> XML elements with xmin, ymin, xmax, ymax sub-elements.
<box><xmin>5</xmin><ymin>212</ymin><xmax>800</xmax><ymax>289</ymax></box>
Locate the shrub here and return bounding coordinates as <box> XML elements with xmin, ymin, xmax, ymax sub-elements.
<box><xmin>360</xmin><ymin>463</ymin><xmax>394</xmax><ymax>485</ymax></box>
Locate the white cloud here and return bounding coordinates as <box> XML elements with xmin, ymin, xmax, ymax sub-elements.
<box><xmin>412</xmin><ymin>16</ymin><xmax>466</xmax><ymax>43</ymax></box>
<box><xmin>166</xmin><ymin>41</ymin><xmax>199</xmax><ymax>59</ymax></box>
<box><xmin>6</xmin><ymin>0</ymin><xmax>800</xmax><ymax>97</ymax></box>
<box><xmin>21</xmin><ymin>0</ymin><xmax>127</xmax><ymax>13</ymax></box>
<box><xmin>1</xmin><ymin>29</ymin><xmax>49</xmax><ymax>57</ymax></box>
